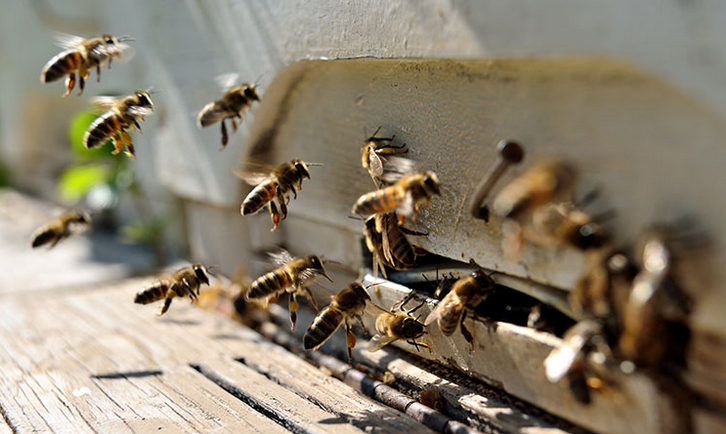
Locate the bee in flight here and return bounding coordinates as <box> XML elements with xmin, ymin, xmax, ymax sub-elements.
<box><xmin>238</xmin><ymin>159</ymin><xmax>321</xmax><ymax>232</ymax></box>
<box><xmin>134</xmin><ymin>264</ymin><xmax>212</xmax><ymax>316</ymax></box>
<box><xmin>83</xmin><ymin>89</ymin><xmax>155</xmax><ymax>158</ymax></box>
<box><xmin>247</xmin><ymin>250</ymin><xmax>333</xmax><ymax>331</ymax></box>
<box><xmin>376</xmin><ymin>211</ymin><xmax>427</xmax><ymax>271</ymax></box>
<box><xmin>352</xmin><ymin>157</ymin><xmax>441</xmax><ymax>223</ymax></box>
<box><xmin>303</xmin><ymin>282</ymin><xmax>370</xmax><ymax>365</ymax></box>
<box><xmin>544</xmin><ymin>320</ymin><xmax>612</xmax><ymax>405</ymax></box>
<box><xmin>528</xmin><ymin>202</ymin><xmax>610</xmax><ymax>252</ymax></box>
<box><xmin>368</xmin><ymin>298</ymin><xmax>430</xmax><ymax>353</ymax></box>
<box><xmin>41</xmin><ymin>33</ymin><xmax>134</xmax><ymax>97</ymax></box>
<box><xmin>424</xmin><ymin>270</ymin><xmax>495</xmax><ymax>344</ymax></box>
<box><xmin>31</xmin><ymin>210</ymin><xmax>91</xmax><ymax>249</ymax></box>
<box><xmin>360</xmin><ymin>127</ymin><xmax>407</xmax><ymax>188</ymax></box>
<box><xmin>197</xmin><ymin>74</ymin><xmax>260</xmax><ymax>148</ymax></box>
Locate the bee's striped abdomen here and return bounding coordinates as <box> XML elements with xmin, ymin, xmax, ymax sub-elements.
<box><xmin>134</xmin><ymin>282</ymin><xmax>169</xmax><ymax>305</ymax></box>
<box><xmin>197</xmin><ymin>102</ymin><xmax>227</xmax><ymax>127</ymax></box>
<box><xmin>303</xmin><ymin>307</ymin><xmax>343</xmax><ymax>350</ymax></box>
<box><xmin>31</xmin><ymin>227</ymin><xmax>58</xmax><ymax>248</ymax></box>
<box><xmin>248</xmin><ymin>269</ymin><xmax>291</xmax><ymax>299</ymax></box>
<box><xmin>352</xmin><ymin>187</ymin><xmax>401</xmax><ymax>217</ymax></box>
<box><xmin>391</xmin><ymin>233</ymin><xmax>416</xmax><ymax>269</ymax></box>
<box><xmin>438</xmin><ymin>294</ymin><xmax>464</xmax><ymax>336</ymax></box>
<box><xmin>241</xmin><ymin>180</ymin><xmax>276</xmax><ymax>216</ymax></box>
<box><xmin>84</xmin><ymin>113</ymin><xmax>122</xmax><ymax>149</ymax></box>
<box><xmin>41</xmin><ymin>50</ymin><xmax>82</xmax><ymax>83</ymax></box>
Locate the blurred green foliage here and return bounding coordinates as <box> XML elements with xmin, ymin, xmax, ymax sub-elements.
<box><xmin>57</xmin><ymin>164</ymin><xmax>110</xmax><ymax>203</ymax></box>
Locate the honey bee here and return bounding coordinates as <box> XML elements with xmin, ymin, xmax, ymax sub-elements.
<box><xmin>247</xmin><ymin>250</ymin><xmax>333</xmax><ymax>331</ymax></box>
<box><xmin>490</xmin><ymin>161</ymin><xmax>578</xmax><ymax>258</ymax></box>
<box><xmin>238</xmin><ymin>159</ymin><xmax>320</xmax><ymax>232</ymax></box>
<box><xmin>527</xmin><ymin>202</ymin><xmax>610</xmax><ymax>251</ymax></box>
<box><xmin>303</xmin><ymin>282</ymin><xmax>371</xmax><ymax>364</ymax></box>
<box><xmin>83</xmin><ymin>90</ymin><xmax>155</xmax><ymax>158</ymax></box>
<box><xmin>197</xmin><ymin>74</ymin><xmax>260</xmax><ymax>148</ymax></box>
<box><xmin>544</xmin><ymin>320</ymin><xmax>612</xmax><ymax>404</ymax></box>
<box><xmin>352</xmin><ymin>158</ymin><xmax>440</xmax><ymax>222</ymax></box>
<box><xmin>368</xmin><ymin>300</ymin><xmax>430</xmax><ymax>353</ymax></box>
<box><xmin>31</xmin><ymin>210</ymin><xmax>91</xmax><ymax>248</ymax></box>
<box><xmin>618</xmin><ymin>228</ymin><xmax>691</xmax><ymax>368</ymax></box>
<box><xmin>41</xmin><ymin>33</ymin><xmax>133</xmax><ymax>97</ymax></box>
<box><xmin>134</xmin><ymin>264</ymin><xmax>211</xmax><ymax>316</ymax></box>
<box><xmin>360</xmin><ymin>127</ymin><xmax>407</xmax><ymax>187</ymax></box>
<box><xmin>362</xmin><ymin>215</ymin><xmax>389</xmax><ymax>282</ymax></box>
<box><xmin>376</xmin><ymin>212</ymin><xmax>428</xmax><ymax>271</ymax></box>
<box><xmin>424</xmin><ymin>270</ymin><xmax>496</xmax><ymax>343</ymax></box>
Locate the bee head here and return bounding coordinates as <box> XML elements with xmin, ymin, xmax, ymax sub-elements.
<box><xmin>101</xmin><ymin>34</ymin><xmax>118</xmax><ymax>45</ymax></box>
<box><xmin>422</xmin><ymin>172</ymin><xmax>441</xmax><ymax>196</ymax></box>
<box><xmin>568</xmin><ymin>223</ymin><xmax>609</xmax><ymax>251</ymax></box>
<box><xmin>192</xmin><ymin>264</ymin><xmax>211</xmax><ymax>285</ymax></box>
<box><xmin>244</xmin><ymin>84</ymin><xmax>260</xmax><ymax>101</ymax></box>
<box><xmin>70</xmin><ymin>210</ymin><xmax>92</xmax><ymax>225</ymax></box>
<box><xmin>350</xmin><ymin>282</ymin><xmax>371</xmax><ymax>301</ymax></box>
<box><xmin>135</xmin><ymin>91</ymin><xmax>154</xmax><ymax>110</ymax></box>
<box><xmin>471</xmin><ymin>269</ymin><xmax>495</xmax><ymax>289</ymax></box>
<box><xmin>401</xmin><ymin>317</ymin><xmax>425</xmax><ymax>339</ymax></box>
<box><xmin>293</xmin><ymin>160</ymin><xmax>312</xmax><ymax>180</ymax></box>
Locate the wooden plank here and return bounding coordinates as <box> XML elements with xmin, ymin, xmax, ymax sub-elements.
<box><xmin>0</xmin><ymin>278</ymin><xmax>438</xmax><ymax>434</ymax></box>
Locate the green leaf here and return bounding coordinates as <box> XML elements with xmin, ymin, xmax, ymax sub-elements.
<box><xmin>57</xmin><ymin>164</ymin><xmax>111</xmax><ymax>204</ymax></box>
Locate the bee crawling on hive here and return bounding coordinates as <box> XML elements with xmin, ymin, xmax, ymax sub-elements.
<box><xmin>352</xmin><ymin>157</ymin><xmax>440</xmax><ymax>223</ymax></box>
<box><xmin>303</xmin><ymin>282</ymin><xmax>371</xmax><ymax>365</ymax></box>
<box><xmin>41</xmin><ymin>33</ymin><xmax>134</xmax><ymax>97</ymax></box>
<box><xmin>83</xmin><ymin>89</ymin><xmax>155</xmax><ymax>158</ymax></box>
<box><xmin>247</xmin><ymin>249</ymin><xmax>333</xmax><ymax>331</ymax></box>
<box><xmin>134</xmin><ymin>264</ymin><xmax>212</xmax><ymax>316</ymax></box>
<box><xmin>360</xmin><ymin>127</ymin><xmax>408</xmax><ymax>188</ymax></box>
<box><xmin>197</xmin><ymin>73</ymin><xmax>260</xmax><ymax>149</ymax></box>
<box><xmin>367</xmin><ymin>295</ymin><xmax>430</xmax><ymax>353</ymax></box>
<box><xmin>424</xmin><ymin>269</ymin><xmax>496</xmax><ymax>346</ymax></box>
<box><xmin>238</xmin><ymin>159</ymin><xmax>322</xmax><ymax>232</ymax></box>
<box><xmin>31</xmin><ymin>210</ymin><xmax>91</xmax><ymax>249</ymax></box>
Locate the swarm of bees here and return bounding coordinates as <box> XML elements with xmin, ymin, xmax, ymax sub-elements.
<box><xmin>34</xmin><ymin>31</ymin><xmax>704</xmax><ymax>417</ymax></box>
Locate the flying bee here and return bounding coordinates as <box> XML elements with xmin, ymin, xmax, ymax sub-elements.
<box><xmin>368</xmin><ymin>298</ymin><xmax>430</xmax><ymax>353</ymax></box>
<box><xmin>303</xmin><ymin>282</ymin><xmax>371</xmax><ymax>365</ymax></box>
<box><xmin>360</xmin><ymin>127</ymin><xmax>408</xmax><ymax>187</ymax></box>
<box><xmin>41</xmin><ymin>33</ymin><xmax>134</xmax><ymax>97</ymax></box>
<box><xmin>247</xmin><ymin>250</ymin><xmax>333</xmax><ymax>331</ymax></box>
<box><xmin>376</xmin><ymin>212</ymin><xmax>427</xmax><ymax>271</ymax></box>
<box><xmin>352</xmin><ymin>158</ymin><xmax>441</xmax><ymax>222</ymax></box>
<box><xmin>424</xmin><ymin>270</ymin><xmax>496</xmax><ymax>344</ymax></box>
<box><xmin>238</xmin><ymin>159</ymin><xmax>321</xmax><ymax>232</ymax></box>
<box><xmin>197</xmin><ymin>74</ymin><xmax>260</xmax><ymax>148</ymax></box>
<box><xmin>528</xmin><ymin>202</ymin><xmax>610</xmax><ymax>251</ymax></box>
<box><xmin>134</xmin><ymin>264</ymin><xmax>211</xmax><ymax>316</ymax></box>
<box><xmin>544</xmin><ymin>320</ymin><xmax>612</xmax><ymax>404</ymax></box>
<box><xmin>362</xmin><ymin>214</ymin><xmax>389</xmax><ymax>285</ymax></box>
<box><xmin>618</xmin><ymin>227</ymin><xmax>691</xmax><ymax>369</ymax></box>
<box><xmin>83</xmin><ymin>90</ymin><xmax>155</xmax><ymax>158</ymax></box>
<box><xmin>489</xmin><ymin>161</ymin><xmax>577</xmax><ymax>258</ymax></box>
<box><xmin>31</xmin><ymin>210</ymin><xmax>91</xmax><ymax>248</ymax></box>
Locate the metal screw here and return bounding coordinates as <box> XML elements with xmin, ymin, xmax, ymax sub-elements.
<box><xmin>469</xmin><ymin>140</ymin><xmax>524</xmax><ymax>221</ymax></box>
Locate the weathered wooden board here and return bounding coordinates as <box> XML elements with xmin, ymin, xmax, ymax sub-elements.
<box><xmin>0</xmin><ymin>278</ymin><xmax>437</xmax><ymax>434</ymax></box>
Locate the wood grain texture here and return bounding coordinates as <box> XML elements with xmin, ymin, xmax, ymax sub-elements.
<box><xmin>0</xmin><ymin>278</ymin><xmax>436</xmax><ymax>434</ymax></box>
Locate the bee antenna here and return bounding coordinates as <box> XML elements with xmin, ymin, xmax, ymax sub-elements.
<box><xmin>304</xmin><ymin>162</ymin><xmax>325</xmax><ymax>167</ymax></box>
<box><xmin>323</xmin><ymin>259</ymin><xmax>341</xmax><ymax>266</ymax></box>
<box><xmin>118</xmin><ymin>35</ymin><xmax>136</xmax><ymax>42</ymax></box>
<box><xmin>347</xmin><ymin>214</ymin><xmax>363</xmax><ymax>221</ymax></box>
<box><xmin>145</xmin><ymin>86</ymin><xmax>160</xmax><ymax>95</ymax></box>
<box><xmin>254</xmin><ymin>74</ymin><xmax>264</xmax><ymax>86</ymax></box>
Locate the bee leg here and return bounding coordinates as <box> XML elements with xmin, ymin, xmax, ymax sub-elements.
<box><xmin>63</xmin><ymin>74</ymin><xmax>76</xmax><ymax>97</ymax></box>
<box><xmin>97</xmin><ymin>65</ymin><xmax>101</xmax><ymax>82</ymax></box>
<box><xmin>356</xmin><ymin>315</ymin><xmax>369</xmax><ymax>336</ymax></box>
<box><xmin>269</xmin><ymin>201</ymin><xmax>280</xmax><ymax>232</ymax></box>
<box><xmin>108</xmin><ymin>57</ymin><xmax>112</xmax><ymax>69</ymax></box>
<box><xmin>78</xmin><ymin>75</ymin><xmax>86</xmax><ymax>96</ymax></box>
<box><xmin>460</xmin><ymin>311</ymin><xmax>475</xmax><ymax>348</ymax></box>
<box><xmin>110</xmin><ymin>136</ymin><xmax>123</xmax><ymax>155</ymax></box>
<box><xmin>288</xmin><ymin>293</ymin><xmax>299</xmax><ymax>332</ymax></box>
<box><xmin>290</xmin><ymin>186</ymin><xmax>297</xmax><ymax>200</ymax></box>
<box><xmin>159</xmin><ymin>289</ymin><xmax>177</xmax><ymax>316</ymax></box>
<box><xmin>301</xmin><ymin>286</ymin><xmax>319</xmax><ymax>311</ymax></box>
<box><xmin>134</xmin><ymin>120</ymin><xmax>142</xmax><ymax>133</ymax></box>
<box><xmin>231</xmin><ymin>118</ymin><xmax>238</xmax><ymax>131</ymax></box>
<box><xmin>121</xmin><ymin>131</ymin><xmax>135</xmax><ymax>159</ymax></box>
<box><xmin>345</xmin><ymin>322</ymin><xmax>355</xmax><ymax>366</ymax></box>
<box><xmin>221</xmin><ymin>121</ymin><xmax>228</xmax><ymax>148</ymax></box>
<box><xmin>277</xmin><ymin>195</ymin><xmax>288</xmax><ymax>221</ymax></box>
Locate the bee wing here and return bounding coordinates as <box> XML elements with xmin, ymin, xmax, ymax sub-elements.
<box><xmin>53</xmin><ymin>32</ymin><xmax>85</xmax><ymax>49</ymax></box>
<box><xmin>397</xmin><ymin>193</ymin><xmax>415</xmax><ymax>220</ymax></box>
<box><xmin>234</xmin><ymin>170</ymin><xmax>270</xmax><ymax>186</ymax></box>
<box><xmin>268</xmin><ymin>249</ymin><xmax>294</xmax><ymax>267</ymax></box>
<box><xmin>544</xmin><ymin>344</ymin><xmax>577</xmax><ymax>383</ymax></box>
<box><xmin>381</xmin><ymin>156</ymin><xmax>416</xmax><ymax>184</ymax></box>
<box><xmin>367</xmin><ymin>334</ymin><xmax>397</xmax><ymax>352</ymax></box>
<box><xmin>91</xmin><ymin>96</ymin><xmax>119</xmax><ymax>113</ymax></box>
<box><xmin>215</xmin><ymin>73</ymin><xmax>240</xmax><ymax>92</ymax></box>
<box><xmin>128</xmin><ymin>106</ymin><xmax>154</xmax><ymax>117</ymax></box>
<box><xmin>424</xmin><ymin>292</ymin><xmax>464</xmax><ymax>327</ymax></box>
<box><xmin>368</xmin><ymin>151</ymin><xmax>384</xmax><ymax>178</ymax></box>
<box><xmin>92</xmin><ymin>42</ymin><xmax>135</xmax><ymax>63</ymax></box>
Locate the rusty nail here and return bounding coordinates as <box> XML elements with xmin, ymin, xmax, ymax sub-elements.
<box><xmin>469</xmin><ymin>140</ymin><xmax>524</xmax><ymax>221</ymax></box>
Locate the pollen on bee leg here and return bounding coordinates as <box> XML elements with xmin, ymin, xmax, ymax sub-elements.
<box><xmin>347</xmin><ymin>331</ymin><xmax>357</xmax><ymax>348</ymax></box>
<box><xmin>63</xmin><ymin>74</ymin><xmax>76</xmax><ymax>97</ymax></box>
<box><xmin>269</xmin><ymin>202</ymin><xmax>281</xmax><ymax>232</ymax></box>
<box><xmin>111</xmin><ymin>137</ymin><xmax>123</xmax><ymax>155</ymax></box>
